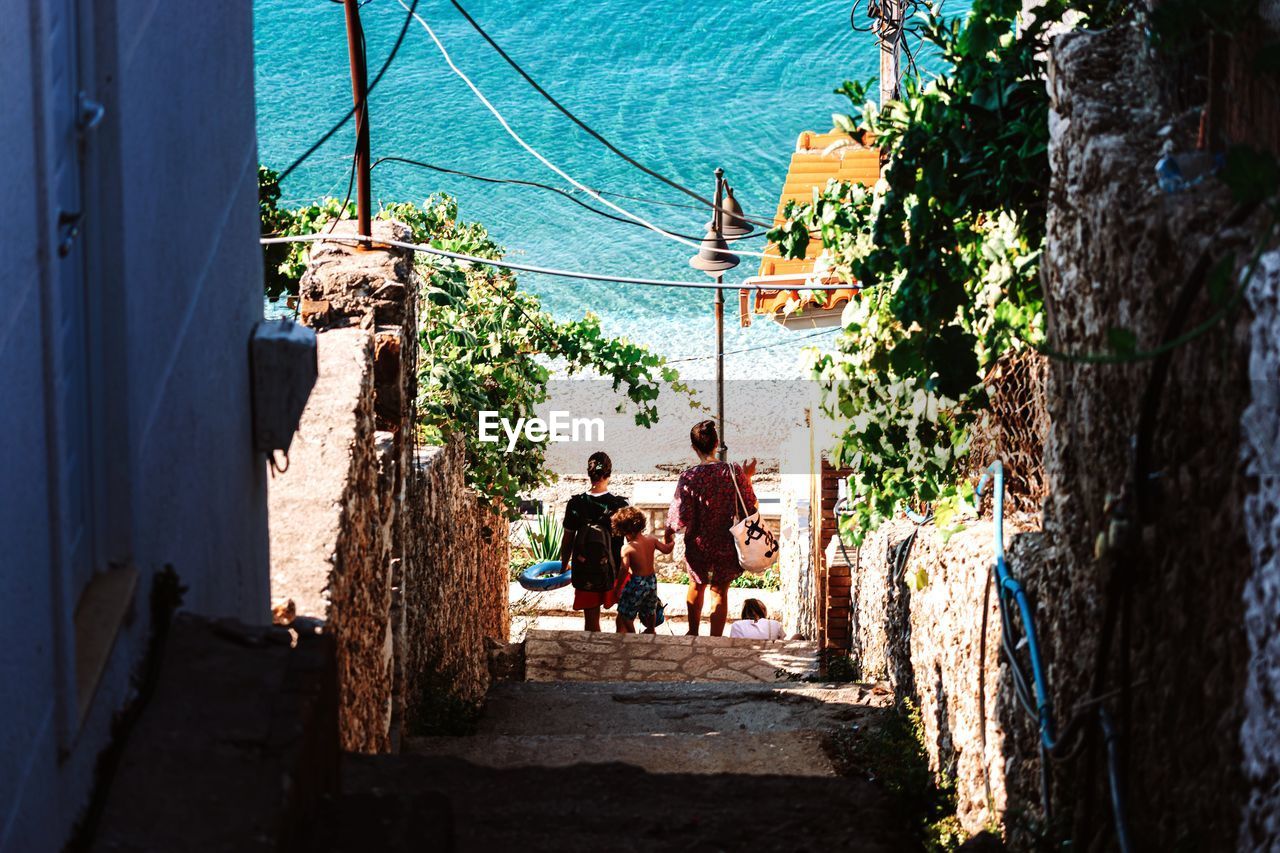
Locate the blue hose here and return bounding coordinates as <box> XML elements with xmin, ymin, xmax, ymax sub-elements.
<box><xmin>977</xmin><ymin>460</ymin><xmax>1133</xmax><ymax>848</ymax></box>
<box><xmin>977</xmin><ymin>461</ymin><xmax>1056</xmax><ymax>748</ymax></box>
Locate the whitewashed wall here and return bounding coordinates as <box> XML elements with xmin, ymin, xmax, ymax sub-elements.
<box><xmin>0</xmin><ymin>1</ymin><xmax>267</xmax><ymax>849</ymax></box>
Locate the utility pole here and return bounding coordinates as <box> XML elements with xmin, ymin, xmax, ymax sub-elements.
<box><xmin>689</xmin><ymin>168</ymin><xmax>740</xmax><ymax>461</ymax></box>
<box><xmin>878</xmin><ymin>0</ymin><xmax>903</xmax><ymax>107</ymax></box>
<box><xmin>342</xmin><ymin>0</ymin><xmax>372</xmax><ymax>245</ymax></box>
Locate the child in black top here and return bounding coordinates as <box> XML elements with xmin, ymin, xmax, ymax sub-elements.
<box><xmin>559</xmin><ymin>452</ymin><xmax>629</xmax><ymax>632</ymax></box>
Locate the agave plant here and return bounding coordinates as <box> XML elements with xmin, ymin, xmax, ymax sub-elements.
<box><xmin>527</xmin><ymin>514</ymin><xmax>563</xmax><ymax>563</ymax></box>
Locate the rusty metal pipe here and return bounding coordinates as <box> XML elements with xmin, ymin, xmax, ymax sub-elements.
<box><xmin>713</xmin><ymin>167</ymin><xmax>726</xmax><ymax>460</ymax></box>
<box><xmin>343</xmin><ymin>0</ymin><xmax>372</xmax><ymax>245</ymax></box>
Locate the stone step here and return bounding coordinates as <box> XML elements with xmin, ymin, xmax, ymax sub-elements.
<box><xmin>523</xmin><ymin>628</ymin><xmax>819</xmax><ymax>683</ymax></box>
<box><xmin>456</xmin><ymin>679</ymin><xmax>892</xmax><ymax>736</ymax></box>
<box><xmin>406</xmin><ymin>731</ymin><xmax>838</xmax><ymax>776</ymax></box>
<box><xmin>330</xmin><ymin>754</ymin><xmax>915</xmax><ymax>852</ymax></box>
<box><xmin>404</xmin><ymin>680</ymin><xmax>894</xmax><ymax>777</ymax></box>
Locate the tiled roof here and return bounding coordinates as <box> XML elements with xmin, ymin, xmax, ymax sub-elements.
<box><xmin>741</xmin><ymin>130</ymin><xmax>880</xmax><ymax>327</ymax></box>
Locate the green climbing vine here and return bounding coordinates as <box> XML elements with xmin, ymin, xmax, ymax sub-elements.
<box><xmin>259</xmin><ymin>170</ymin><xmax>691</xmax><ymax>514</ymax></box>
<box><xmin>767</xmin><ymin>0</ymin><xmax>1161</xmax><ymax>539</ymax></box>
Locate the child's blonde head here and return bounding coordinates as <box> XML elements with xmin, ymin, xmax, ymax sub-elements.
<box><xmin>612</xmin><ymin>506</ymin><xmax>646</xmax><ymax>538</ymax></box>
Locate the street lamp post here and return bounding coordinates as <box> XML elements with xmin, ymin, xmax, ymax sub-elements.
<box><xmin>689</xmin><ymin>168</ymin><xmax>741</xmax><ymax>461</ymax></box>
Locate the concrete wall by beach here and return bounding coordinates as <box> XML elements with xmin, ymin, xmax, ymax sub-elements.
<box><xmin>0</xmin><ymin>2</ymin><xmax>267</xmax><ymax>850</ymax></box>
<box><xmin>109</xmin><ymin>0</ymin><xmax>270</xmax><ymax>621</ymax></box>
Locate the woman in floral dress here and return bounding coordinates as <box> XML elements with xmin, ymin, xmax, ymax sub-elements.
<box><xmin>666</xmin><ymin>420</ymin><xmax>757</xmax><ymax>636</ymax></box>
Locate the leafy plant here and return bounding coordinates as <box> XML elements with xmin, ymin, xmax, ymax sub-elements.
<box><xmin>257</xmin><ymin>179</ymin><xmax>692</xmax><ymax>515</ymax></box>
<box><xmin>730</xmin><ymin>567</ymin><xmax>781</xmax><ymax>590</ymax></box>
<box><xmin>258</xmin><ymin>165</ymin><xmax>356</xmax><ymax>300</ymax></box>
<box><xmin>769</xmin><ymin>0</ymin><xmax>1124</xmax><ymax>542</ymax></box>
<box><xmin>527</xmin><ymin>514</ymin><xmax>563</xmax><ymax>563</ymax></box>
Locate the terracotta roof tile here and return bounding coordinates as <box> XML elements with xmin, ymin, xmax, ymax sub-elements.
<box><xmin>741</xmin><ymin>130</ymin><xmax>880</xmax><ymax>327</ymax></box>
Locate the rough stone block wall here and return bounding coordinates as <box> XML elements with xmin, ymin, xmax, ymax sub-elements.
<box><xmin>1241</xmin><ymin>249</ymin><xmax>1280</xmax><ymax>850</ymax></box>
<box><xmin>1035</xmin><ymin>24</ymin><xmax>1263</xmax><ymax>846</ymax></box>
<box><xmin>269</xmin><ymin>328</ymin><xmax>393</xmax><ymax>753</ymax></box>
<box><xmin>402</xmin><ymin>438</ymin><xmax>510</xmax><ymax>719</ymax></box>
<box><xmin>848</xmin><ymin>516</ymin><xmax>1043</xmax><ymax>836</ymax></box>
<box><xmin>271</xmin><ymin>220</ymin><xmax>422</xmax><ymax>753</ymax></box>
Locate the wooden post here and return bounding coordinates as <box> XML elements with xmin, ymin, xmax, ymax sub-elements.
<box><xmin>879</xmin><ymin>0</ymin><xmax>902</xmax><ymax>107</ymax></box>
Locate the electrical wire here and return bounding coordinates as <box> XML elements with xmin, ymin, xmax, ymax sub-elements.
<box><xmin>371</xmin><ymin>155</ymin><xmax>765</xmax><ymax>242</ymax></box>
<box><xmin>278</xmin><ymin>0</ymin><xmax>420</xmax><ymax>182</ymax></box>
<box><xmin>260</xmin><ymin>231</ymin><xmax>863</xmax><ymax>292</ymax></box>
<box><xmin>395</xmin><ymin>0</ymin><xmax>765</xmax><ymax>259</ymax></box>
<box><xmin>444</xmin><ymin>0</ymin><xmax>776</xmax><ymax>230</ymax></box>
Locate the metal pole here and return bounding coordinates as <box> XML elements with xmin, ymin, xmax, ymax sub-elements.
<box><xmin>712</xmin><ymin>168</ymin><xmax>726</xmax><ymax>460</ymax></box>
<box><xmin>715</xmin><ymin>278</ymin><xmax>725</xmax><ymax>461</ymax></box>
<box><xmin>879</xmin><ymin>0</ymin><xmax>902</xmax><ymax>107</ymax></box>
<box><xmin>342</xmin><ymin>0</ymin><xmax>372</xmax><ymax>246</ymax></box>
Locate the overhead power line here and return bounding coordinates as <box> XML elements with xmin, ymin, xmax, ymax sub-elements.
<box><xmin>444</xmin><ymin>0</ymin><xmax>775</xmax><ymax>230</ymax></box>
<box><xmin>371</xmin><ymin>155</ymin><xmax>764</xmax><ymax>242</ymax></box>
<box><xmin>278</xmin><ymin>0</ymin><xmax>420</xmax><ymax>182</ymax></box>
<box><xmin>394</xmin><ymin>0</ymin><xmax>765</xmax><ymax>260</ymax></box>
<box><xmin>260</xmin><ymin>232</ymin><xmax>862</xmax><ymax>292</ymax></box>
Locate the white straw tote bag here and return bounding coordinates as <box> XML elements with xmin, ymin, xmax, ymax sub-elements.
<box><xmin>726</xmin><ymin>462</ymin><xmax>778</xmax><ymax>574</ymax></box>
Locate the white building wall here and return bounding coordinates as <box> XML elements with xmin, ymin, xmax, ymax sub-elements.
<box><xmin>0</xmin><ymin>1</ymin><xmax>268</xmax><ymax>849</ymax></box>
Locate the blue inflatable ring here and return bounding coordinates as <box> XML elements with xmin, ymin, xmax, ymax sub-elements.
<box><xmin>519</xmin><ymin>560</ymin><xmax>572</xmax><ymax>592</ymax></box>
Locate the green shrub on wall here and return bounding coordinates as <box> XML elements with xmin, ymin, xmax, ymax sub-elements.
<box><xmin>258</xmin><ymin>178</ymin><xmax>691</xmax><ymax>514</ymax></box>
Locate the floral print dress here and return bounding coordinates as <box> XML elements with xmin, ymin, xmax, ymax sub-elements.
<box><xmin>668</xmin><ymin>462</ymin><xmax>757</xmax><ymax>586</ymax></box>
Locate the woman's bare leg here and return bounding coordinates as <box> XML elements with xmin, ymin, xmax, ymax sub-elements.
<box><xmin>583</xmin><ymin>606</ymin><xmax>602</xmax><ymax>632</ymax></box>
<box><xmin>708</xmin><ymin>582</ymin><xmax>731</xmax><ymax>637</ymax></box>
<box><xmin>686</xmin><ymin>580</ymin><xmax>706</xmax><ymax>635</ymax></box>
<box><xmin>616</xmin><ymin>614</ymin><xmax>634</xmax><ymax>633</ymax></box>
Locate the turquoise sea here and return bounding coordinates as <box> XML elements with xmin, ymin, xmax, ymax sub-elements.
<box><xmin>254</xmin><ymin>0</ymin><xmax>961</xmax><ymax>379</ymax></box>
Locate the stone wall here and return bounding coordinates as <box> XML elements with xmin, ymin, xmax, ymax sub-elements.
<box><xmin>847</xmin><ymin>516</ymin><xmax>1043</xmax><ymax>836</ymax></box>
<box><xmin>402</xmin><ymin>439</ymin><xmax>510</xmax><ymax>716</ymax></box>
<box><xmin>1033</xmin><ymin>23</ymin><xmax>1265</xmax><ymax>846</ymax></box>
<box><xmin>269</xmin><ymin>327</ymin><xmax>394</xmax><ymax>753</ymax></box>
<box><xmin>270</xmin><ymin>221</ymin><xmax>420</xmax><ymax>752</ymax></box>
<box><xmin>271</xmin><ymin>220</ymin><xmax>510</xmax><ymax>750</ymax></box>
<box><xmin>1241</xmin><ymin>249</ymin><xmax>1280</xmax><ymax>850</ymax></box>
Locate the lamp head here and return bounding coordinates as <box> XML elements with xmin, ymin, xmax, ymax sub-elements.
<box><xmin>720</xmin><ymin>187</ymin><xmax>752</xmax><ymax>237</ymax></box>
<box><xmin>689</xmin><ymin>224</ymin><xmax>740</xmax><ymax>275</ymax></box>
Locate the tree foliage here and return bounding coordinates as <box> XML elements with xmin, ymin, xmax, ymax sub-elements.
<box><xmin>770</xmin><ymin>0</ymin><xmax>1123</xmax><ymax>537</ymax></box>
<box><xmin>259</xmin><ymin>176</ymin><xmax>689</xmax><ymax>513</ymax></box>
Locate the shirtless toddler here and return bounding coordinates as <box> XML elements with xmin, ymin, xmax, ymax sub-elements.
<box><xmin>611</xmin><ymin>507</ymin><xmax>674</xmax><ymax>633</ymax></box>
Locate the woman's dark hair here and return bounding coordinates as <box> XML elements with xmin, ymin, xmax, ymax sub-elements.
<box><xmin>741</xmin><ymin>598</ymin><xmax>768</xmax><ymax>621</ymax></box>
<box><xmin>690</xmin><ymin>419</ymin><xmax>719</xmax><ymax>456</ymax></box>
<box><xmin>611</xmin><ymin>506</ymin><xmax>646</xmax><ymax>537</ymax></box>
<box><xmin>587</xmin><ymin>451</ymin><xmax>612</xmax><ymax>483</ymax></box>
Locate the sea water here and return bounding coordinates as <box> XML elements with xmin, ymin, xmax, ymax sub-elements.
<box><xmin>254</xmin><ymin>0</ymin><xmax>961</xmax><ymax>380</ymax></box>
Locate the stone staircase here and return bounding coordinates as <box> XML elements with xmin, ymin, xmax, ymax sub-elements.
<box><xmin>316</xmin><ymin>630</ymin><xmax>916</xmax><ymax>851</ymax></box>
<box><xmin>522</xmin><ymin>628</ymin><xmax>820</xmax><ymax>683</ymax></box>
